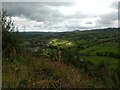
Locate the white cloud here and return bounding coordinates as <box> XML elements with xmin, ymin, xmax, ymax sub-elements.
<box><xmin>59</xmin><ymin>6</ymin><xmax>77</xmax><ymax>16</ymax></box>
<box><xmin>3</xmin><ymin>0</ymin><xmax>118</xmax><ymax>32</ymax></box>
<box><xmin>75</xmin><ymin>0</ymin><xmax>113</xmax><ymax>15</ymax></box>
<box><xmin>12</xmin><ymin>16</ymin><xmax>46</xmax><ymax>32</ymax></box>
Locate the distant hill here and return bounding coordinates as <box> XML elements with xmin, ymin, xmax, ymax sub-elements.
<box><xmin>17</xmin><ymin>28</ymin><xmax>119</xmax><ymax>39</ymax></box>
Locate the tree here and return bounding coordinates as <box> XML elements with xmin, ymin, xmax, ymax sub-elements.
<box><xmin>2</xmin><ymin>9</ymin><xmax>20</xmax><ymax>57</ymax></box>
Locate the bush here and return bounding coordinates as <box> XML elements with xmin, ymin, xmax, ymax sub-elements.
<box><xmin>2</xmin><ymin>9</ymin><xmax>22</xmax><ymax>57</ymax></box>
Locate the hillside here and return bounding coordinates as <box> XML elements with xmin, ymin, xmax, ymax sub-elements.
<box><xmin>2</xmin><ymin>28</ymin><xmax>120</xmax><ymax>88</ymax></box>
<box><xmin>3</xmin><ymin>55</ymin><xmax>116</xmax><ymax>88</ymax></box>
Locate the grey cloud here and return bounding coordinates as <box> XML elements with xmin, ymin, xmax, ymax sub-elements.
<box><xmin>2</xmin><ymin>1</ymin><xmax>118</xmax><ymax>31</ymax></box>
<box><xmin>110</xmin><ymin>1</ymin><xmax>118</xmax><ymax>9</ymax></box>
<box><xmin>2</xmin><ymin>2</ymin><xmax>88</xmax><ymax>22</ymax></box>
<box><xmin>2</xmin><ymin>2</ymin><xmax>44</xmax><ymax>17</ymax></box>
<box><xmin>3</xmin><ymin>0</ymin><xmax>75</xmax><ymax>2</ymax></box>
<box><xmin>119</xmin><ymin>2</ymin><xmax>120</xmax><ymax>9</ymax></box>
<box><xmin>2</xmin><ymin>2</ymin><xmax>61</xmax><ymax>23</ymax></box>
<box><xmin>44</xmin><ymin>2</ymin><xmax>74</xmax><ymax>6</ymax></box>
<box><xmin>96</xmin><ymin>11</ymin><xmax>117</xmax><ymax>27</ymax></box>
<box><xmin>118</xmin><ymin>1</ymin><xmax>120</xmax><ymax>20</ymax></box>
<box><xmin>2</xmin><ymin>2</ymin><xmax>74</xmax><ymax>15</ymax></box>
<box><xmin>86</xmin><ymin>21</ymin><xmax>93</xmax><ymax>24</ymax></box>
<box><xmin>0</xmin><ymin>2</ymin><xmax>1</xmax><ymax>8</ymax></box>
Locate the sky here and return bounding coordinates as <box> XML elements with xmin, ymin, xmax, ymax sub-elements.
<box><xmin>2</xmin><ymin>0</ymin><xmax>119</xmax><ymax>32</ymax></box>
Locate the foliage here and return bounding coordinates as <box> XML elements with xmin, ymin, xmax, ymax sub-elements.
<box><xmin>2</xmin><ymin>9</ymin><xmax>22</xmax><ymax>57</ymax></box>
<box><xmin>2</xmin><ymin>17</ymin><xmax>119</xmax><ymax>88</ymax></box>
<box><xmin>3</xmin><ymin>56</ymin><xmax>97</xmax><ymax>88</ymax></box>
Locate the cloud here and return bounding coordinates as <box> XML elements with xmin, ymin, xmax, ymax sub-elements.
<box><xmin>2</xmin><ymin>0</ymin><xmax>75</xmax><ymax>2</ymax></box>
<box><xmin>95</xmin><ymin>11</ymin><xmax>118</xmax><ymax>28</ymax></box>
<box><xmin>119</xmin><ymin>2</ymin><xmax>120</xmax><ymax>21</ymax></box>
<box><xmin>2</xmin><ymin>2</ymin><xmax>86</xmax><ymax>21</ymax></box>
<box><xmin>2</xmin><ymin>1</ymin><xmax>118</xmax><ymax>32</ymax></box>
<box><xmin>0</xmin><ymin>2</ymin><xmax>2</xmax><ymax>12</ymax></box>
<box><xmin>110</xmin><ymin>1</ymin><xmax>118</xmax><ymax>9</ymax></box>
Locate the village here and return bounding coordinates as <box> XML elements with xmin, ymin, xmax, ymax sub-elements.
<box><xmin>26</xmin><ymin>40</ymin><xmax>50</xmax><ymax>53</ymax></box>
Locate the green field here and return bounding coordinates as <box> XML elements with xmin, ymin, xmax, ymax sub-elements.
<box><xmin>3</xmin><ymin>27</ymin><xmax>120</xmax><ymax>88</ymax></box>
<box><xmin>81</xmin><ymin>56</ymin><xmax>118</xmax><ymax>69</ymax></box>
<box><xmin>80</xmin><ymin>41</ymin><xmax>118</xmax><ymax>55</ymax></box>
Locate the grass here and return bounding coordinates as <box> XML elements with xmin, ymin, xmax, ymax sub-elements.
<box><xmin>2</xmin><ymin>41</ymin><xmax>119</xmax><ymax>88</ymax></box>
<box><xmin>50</xmin><ymin>39</ymin><xmax>74</xmax><ymax>48</ymax></box>
<box><xmin>80</xmin><ymin>42</ymin><xmax>118</xmax><ymax>55</ymax></box>
<box><xmin>81</xmin><ymin>56</ymin><xmax>118</xmax><ymax>70</ymax></box>
<box><xmin>3</xmin><ymin>55</ymin><xmax>105</xmax><ymax>88</ymax></box>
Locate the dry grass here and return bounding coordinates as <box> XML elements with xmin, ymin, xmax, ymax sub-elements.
<box><xmin>2</xmin><ymin>56</ymin><xmax>105</xmax><ymax>88</ymax></box>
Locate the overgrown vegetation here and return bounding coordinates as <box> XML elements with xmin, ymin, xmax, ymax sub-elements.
<box><xmin>2</xmin><ymin>10</ymin><xmax>120</xmax><ymax>88</ymax></box>
<box><xmin>2</xmin><ymin>9</ymin><xmax>23</xmax><ymax>57</ymax></box>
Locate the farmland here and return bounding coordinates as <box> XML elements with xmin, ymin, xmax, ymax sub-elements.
<box><xmin>3</xmin><ymin>28</ymin><xmax>120</xmax><ymax>88</ymax></box>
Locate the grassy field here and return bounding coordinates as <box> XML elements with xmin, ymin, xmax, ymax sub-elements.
<box><xmin>80</xmin><ymin>41</ymin><xmax>118</xmax><ymax>55</ymax></box>
<box><xmin>2</xmin><ymin>28</ymin><xmax>119</xmax><ymax>88</ymax></box>
<box><xmin>80</xmin><ymin>56</ymin><xmax>118</xmax><ymax>70</ymax></box>
<box><xmin>3</xmin><ymin>55</ymin><xmax>108</xmax><ymax>88</ymax></box>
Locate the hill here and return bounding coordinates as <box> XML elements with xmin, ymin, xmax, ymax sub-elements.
<box><xmin>3</xmin><ymin>55</ymin><xmax>117</xmax><ymax>88</ymax></box>
<box><xmin>3</xmin><ymin>28</ymin><xmax>120</xmax><ymax>88</ymax></box>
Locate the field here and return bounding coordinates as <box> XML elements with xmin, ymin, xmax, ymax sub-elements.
<box><xmin>81</xmin><ymin>56</ymin><xmax>118</xmax><ymax>69</ymax></box>
<box><xmin>80</xmin><ymin>42</ymin><xmax>118</xmax><ymax>55</ymax></box>
<box><xmin>2</xmin><ymin>28</ymin><xmax>120</xmax><ymax>88</ymax></box>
